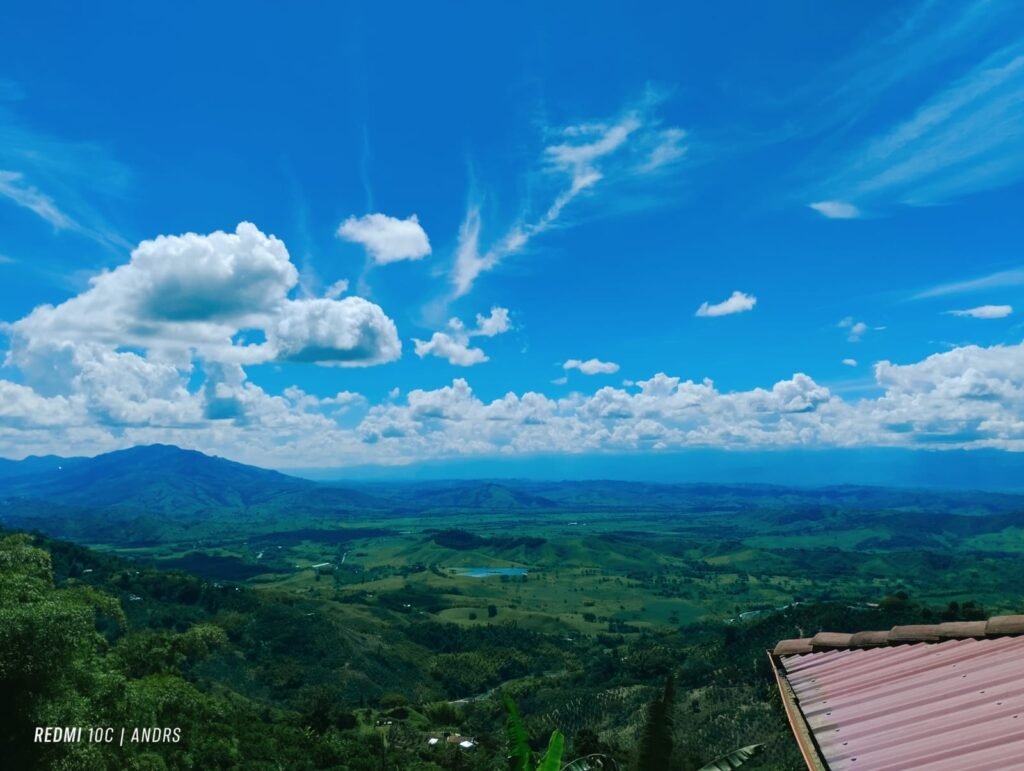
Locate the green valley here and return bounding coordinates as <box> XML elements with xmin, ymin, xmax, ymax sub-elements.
<box><xmin>2</xmin><ymin>446</ymin><xmax>1023</xmax><ymax>769</ymax></box>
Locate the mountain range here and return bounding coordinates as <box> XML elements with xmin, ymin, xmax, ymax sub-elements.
<box><xmin>3</xmin><ymin>444</ymin><xmax>1024</xmax><ymax>526</ymax></box>
<box><xmin>0</xmin><ymin>445</ymin><xmax>389</xmax><ymax>542</ymax></box>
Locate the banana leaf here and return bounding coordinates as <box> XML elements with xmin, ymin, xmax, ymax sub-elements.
<box><xmin>536</xmin><ymin>729</ymin><xmax>565</xmax><ymax>771</ymax></box>
<box><xmin>696</xmin><ymin>743</ymin><xmax>766</xmax><ymax>770</ymax></box>
<box><xmin>561</xmin><ymin>754</ymin><xmax>620</xmax><ymax>770</ymax></box>
<box><xmin>504</xmin><ymin>694</ymin><xmax>532</xmax><ymax>771</ymax></box>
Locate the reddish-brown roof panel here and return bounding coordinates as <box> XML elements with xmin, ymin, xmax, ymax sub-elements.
<box><xmin>780</xmin><ymin>635</ymin><xmax>1024</xmax><ymax>770</ymax></box>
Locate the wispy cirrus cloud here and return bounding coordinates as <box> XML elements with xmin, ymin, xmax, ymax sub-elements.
<box><xmin>0</xmin><ymin>170</ymin><xmax>78</xmax><ymax>230</ymax></box>
<box><xmin>0</xmin><ymin>169</ymin><xmax>127</xmax><ymax>252</ymax></box>
<box><xmin>913</xmin><ymin>268</ymin><xmax>1024</xmax><ymax>299</ymax></box>
<box><xmin>451</xmin><ymin>96</ymin><xmax>688</xmax><ymax>297</ymax></box>
<box><xmin>808</xmin><ymin>200</ymin><xmax>861</xmax><ymax>220</ymax></box>
<box><xmin>810</xmin><ymin>40</ymin><xmax>1024</xmax><ymax>213</ymax></box>
<box><xmin>639</xmin><ymin>128</ymin><xmax>688</xmax><ymax>172</ymax></box>
<box><xmin>805</xmin><ymin>1</ymin><xmax>1004</xmax><ymax>133</ymax></box>
<box><xmin>0</xmin><ymin>92</ymin><xmax>131</xmax><ymax>251</ymax></box>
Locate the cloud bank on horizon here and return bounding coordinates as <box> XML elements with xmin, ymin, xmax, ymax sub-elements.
<box><xmin>1</xmin><ymin>1</ymin><xmax>1023</xmax><ymax>469</ymax></box>
<box><xmin>2</xmin><ymin>219</ymin><xmax>1024</xmax><ymax>467</ymax></box>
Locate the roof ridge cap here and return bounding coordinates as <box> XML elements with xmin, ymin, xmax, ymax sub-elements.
<box><xmin>772</xmin><ymin>613</ymin><xmax>1024</xmax><ymax>657</ymax></box>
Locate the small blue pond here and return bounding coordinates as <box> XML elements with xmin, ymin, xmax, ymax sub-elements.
<box><xmin>454</xmin><ymin>567</ymin><xmax>528</xmax><ymax>578</ymax></box>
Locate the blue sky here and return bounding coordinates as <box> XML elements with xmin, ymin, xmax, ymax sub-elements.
<box><xmin>2</xmin><ymin>1</ymin><xmax>1024</xmax><ymax>470</ymax></box>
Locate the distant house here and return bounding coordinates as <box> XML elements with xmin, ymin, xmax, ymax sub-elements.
<box><xmin>770</xmin><ymin>613</ymin><xmax>1024</xmax><ymax>770</ymax></box>
<box><xmin>426</xmin><ymin>733</ymin><xmax>477</xmax><ymax>750</ymax></box>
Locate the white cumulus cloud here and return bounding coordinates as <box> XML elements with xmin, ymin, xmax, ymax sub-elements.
<box><xmin>6</xmin><ymin>337</ymin><xmax>1024</xmax><ymax>465</ymax></box>
<box><xmin>126</xmin><ymin>222</ymin><xmax>299</xmax><ymax>322</ymax></box>
<box><xmin>414</xmin><ymin>331</ymin><xmax>488</xmax><ymax>367</ymax></box>
<box><xmin>696</xmin><ymin>291</ymin><xmax>757</xmax><ymax>317</ymax></box>
<box><xmin>473</xmin><ymin>307</ymin><xmax>511</xmax><ymax>337</ymax></box>
<box><xmin>337</xmin><ymin>213</ymin><xmax>431</xmax><ymax>265</ymax></box>
<box><xmin>325</xmin><ymin>278</ymin><xmax>350</xmax><ymax>299</ymax></box>
<box><xmin>2</xmin><ymin>222</ymin><xmax>401</xmax><ymax>434</ymax></box>
<box><xmin>564</xmin><ymin>358</ymin><xmax>620</xmax><ymax>375</ymax></box>
<box><xmin>839</xmin><ymin>317</ymin><xmax>870</xmax><ymax>342</ymax></box>
<box><xmin>413</xmin><ymin>307</ymin><xmax>512</xmax><ymax>367</ymax></box>
<box><xmin>7</xmin><ymin>223</ymin><xmax>298</xmax><ymax>367</ymax></box>
<box><xmin>270</xmin><ymin>297</ymin><xmax>402</xmax><ymax>367</ymax></box>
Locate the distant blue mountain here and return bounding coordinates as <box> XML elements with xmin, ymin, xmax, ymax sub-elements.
<box><xmin>3</xmin><ymin>445</ymin><xmax>1024</xmax><ymax>530</ymax></box>
<box><xmin>0</xmin><ymin>444</ymin><xmax>383</xmax><ymax>518</ymax></box>
<box><xmin>298</xmin><ymin>448</ymin><xmax>1024</xmax><ymax>493</ymax></box>
<box><xmin>0</xmin><ymin>453</ymin><xmax>80</xmax><ymax>480</ymax></box>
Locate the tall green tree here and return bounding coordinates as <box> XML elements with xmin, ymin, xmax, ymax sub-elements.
<box><xmin>636</xmin><ymin>673</ymin><xmax>675</xmax><ymax>770</ymax></box>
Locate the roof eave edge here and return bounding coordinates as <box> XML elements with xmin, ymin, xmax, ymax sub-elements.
<box><xmin>768</xmin><ymin>649</ymin><xmax>830</xmax><ymax>771</ymax></box>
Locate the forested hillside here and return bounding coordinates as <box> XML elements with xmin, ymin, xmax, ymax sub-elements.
<box><xmin>2</xmin><ymin>527</ymin><xmax>983</xmax><ymax>770</ymax></box>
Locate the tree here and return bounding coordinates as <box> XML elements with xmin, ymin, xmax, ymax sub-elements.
<box><xmin>636</xmin><ymin>673</ymin><xmax>675</xmax><ymax>770</ymax></box>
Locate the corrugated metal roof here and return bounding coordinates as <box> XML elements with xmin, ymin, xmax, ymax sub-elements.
<box><xmin>780</xmin><ymin>634</ymin><xmax>1024</xmax><ymax>770</ymax></box>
